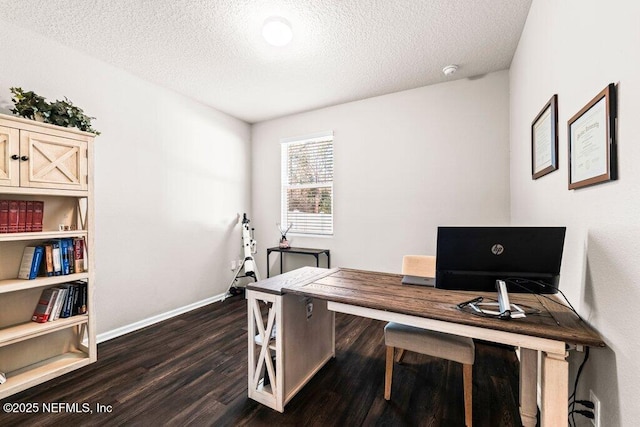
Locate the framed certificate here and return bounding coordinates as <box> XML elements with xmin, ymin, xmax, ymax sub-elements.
<box><xmin>568</xmin><ymin>84</ymin><xmax>617</xmax><ymax>189</ymax></box>
<box><xmin>531</xmin><ymin>95</ymin><xmax>558</xmax><ymax>179</ymax></box>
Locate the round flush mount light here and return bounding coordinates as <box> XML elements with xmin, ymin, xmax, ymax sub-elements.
<box><xmin>442</xmin><ymin>64</ymin><xmax>458</xmax><ymax>76</ymax></box>
<box><xmin>262</xmin><ymin>17</ymin><xmax>293</xmax><ymax>47</ymax></box>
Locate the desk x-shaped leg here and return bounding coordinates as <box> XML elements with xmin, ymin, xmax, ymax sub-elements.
<box><xmin>247</xmin><ymin>291</ymin><xmax>284</xmax><ymax>411</ymax></box>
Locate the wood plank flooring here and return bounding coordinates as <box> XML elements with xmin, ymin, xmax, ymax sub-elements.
<box><xmin>0</xmin><ymin>294</ymin><xmax>524</xmax><ymax>426</ymax></box>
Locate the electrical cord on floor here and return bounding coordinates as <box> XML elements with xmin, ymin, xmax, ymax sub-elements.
<box><xmin>502</xmin><ymin>278</ymin><xmax>593</xmax><ymax>427</ymax></box>
<box><xmin>569</xmin><ymin>409</ymin><xmax>594</xmax><ymax>424</ymax></box>
<box><xmin>574</xmin><ymin>400</ymin><xmax>595</xmax><ymax>409</ymax></box>
<box><xmin>567</xmin><ymin>346</ymin><xmax>591</xmax><ymax>427</ymax></box>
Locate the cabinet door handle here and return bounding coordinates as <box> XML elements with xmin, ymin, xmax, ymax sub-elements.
<box><xmin>20</xmin><ymin>156</ymin><xmax>29</xmax><ymax>161</ymax></box>
<box><xmin>11</xmin><ymin>154</ymin><xmax>19</xmax><ymax>160</ymax></box>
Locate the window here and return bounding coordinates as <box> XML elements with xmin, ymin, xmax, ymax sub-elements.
<box><xmin>281</xmin><ymin>131</ymin><xmax>334</xmax><ymax>236</ymax></box>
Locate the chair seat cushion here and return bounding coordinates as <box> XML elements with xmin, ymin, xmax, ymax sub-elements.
<box><xmin>384</xmin><ymin>322</ymin><xmax>475</xmax><ymax>365</ymax></box>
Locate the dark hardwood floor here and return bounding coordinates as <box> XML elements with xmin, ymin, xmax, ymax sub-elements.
<box><xmin>0</xmin><ymin>293</ymin><xmax>524</xmax><ymax>426</ymax></box>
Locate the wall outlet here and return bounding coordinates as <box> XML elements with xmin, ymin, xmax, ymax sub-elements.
<box><xmin>590</xmin><ymin>390</ymin><xmax>600</xmax><ymax>427</ymax></box>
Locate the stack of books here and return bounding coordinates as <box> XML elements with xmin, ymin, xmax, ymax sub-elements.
<box><xmin>17</xmin><ymin>238</ymin><xmax>86</xmax><ymax>280</ymax></box>
<box><xmin>31</xmin><ymin>282</ymin><xmax>88</xmax><ymax>323</ymax></box>
<box><xmin>0</xmin><ymin>200</ymin><xmax>44</xmax><ymax>233</ymax></box>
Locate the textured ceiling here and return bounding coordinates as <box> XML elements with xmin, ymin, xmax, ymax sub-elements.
<box><xmin>0</xmin><ymin>0</ymin><xmax>532</xmax><ymax>123</ymax></box>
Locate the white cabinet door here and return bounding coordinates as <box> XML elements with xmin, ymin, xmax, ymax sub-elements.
<box><xmin>0</xmin><ymin>126</ymin><xmax>20</xmax><ymax>188</ymax></box>
<box><xmin>19</xmin><ymin>131</ymin><xmax>88</xmax><ymax>191</ymax></box>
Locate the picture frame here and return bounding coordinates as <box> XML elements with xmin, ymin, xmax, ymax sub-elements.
<box><xmin>531</xmin><ymin>94</ymin><xmax>559</xmax><ymax>179</ymax></box>
<box><xmin>568</xmin><ymin>84</ymin><xmax>617</xmax><ymax>190</ymax></box>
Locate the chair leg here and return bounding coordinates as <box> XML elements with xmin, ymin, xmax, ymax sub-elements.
<box><xmin>395</xmin><ymin>348</ymin><xmax>406</xmax><ymax>364</ymax></box>
<box><xmin>463</xmin><ymin>363</ymin><xmax>473</xmax><ymax>427</ymax></box>
<box><xmin>384</xmin><ymin>346</ymin><xmax>394</xmax><ymax>400</ymax></box>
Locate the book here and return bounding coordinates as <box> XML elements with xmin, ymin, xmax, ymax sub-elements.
<box><xmin>32</xmin><ymin>288</ymin><xmax>59</xmax><ymax>323</ymax></box>
<box><xmin>71</xmin><ymin>283</ymin><xmax>81</xmax><ymax>316</ymax></box>
<box><xmin>17</xmin><ymin>200</ymin><xmax>26</xmax><ymax>232</ymax></box>
<box><xmin>17</xmin><ymin>245</ymin><xmax>44</xmax><ymax>280</ymax></box>
<box><xmin>25</xmin><ymin>200</ymin><xmax>34</xmax><ymax>232</ymax></box>
<box><xmin>59</xmin><ymin>284</ymin><xmax>77</xmax><ymax>318</ymax></box>
<box><xmin>73</xmin><ymin>238</ymin><xmax>85</xmax><ymax>273</ymax></box>
<box><xmin>48</xmin><ymin>287</ymin><xmax>68</xmax><ymax>322</ymax></box>
<box><xmin>42</xmin><ymin>244</ymin><xmax>54</xmax><ymax>276</ymax></box>
<box><xmin>51</xmin><ymin>240</ymin><xmax>62</xmax><ymax>276</ymax></box>
<box><xmin>66</xmin><ymin>238</ymin><xmax>75</xmax><ymax>274</ymax></box>
<box><xmin>60</xmin><ymin>238</ymin><xmax>70</xmax><ymax>275</ymax></box>
<box><xmin>8</xmin><ymin>200</ymin><xmax>19</xmax><ymax>233</ymax></box>
<box><xmin>0</xmin><ymin>200</ymin><xmax>8</xmax><ymax>233</ymax></box>
<box><xmin>55</xmin><ymin>287</ymin><xmax>69</xmax><ymax>320</ymax></box>
<box><xmin>17</xmin><ymin>246</ymin><xmax>36</xmax><ymax>279</ymax></box>
<box><xmin>58</xmin><ymin>285</ymin><xmax>71</xmax><ymax>318</ymax></box>
<box><xmin>74</xmin><ymin>281</ymin><xmax>88</xmax><ymax>315</ymax></box>
<box><xmin>32</xmin><ymin>201</ymin><xmax>44</xmax><ymax>232</ymax></box>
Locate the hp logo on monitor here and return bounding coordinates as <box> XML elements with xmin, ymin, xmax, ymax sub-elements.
<box><xmin>491</xmin><ymin>244</ymin><xmax>505</xmax><ymax>255</ymax></box>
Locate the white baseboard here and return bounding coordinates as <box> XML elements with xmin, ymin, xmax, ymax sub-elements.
<box><xmin>96</xmin><ymin>292</ymin><xmax>228</xmax><ymax>343</ymax></box>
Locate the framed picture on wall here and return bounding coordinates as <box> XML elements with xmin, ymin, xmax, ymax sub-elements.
<box><xmin>531</xmin><ymin>94</ymin><xmax>559</xmax><ymax>179</ymax></box>
<box><xmin>568</xmin><ymin>83</ymin><xmax>617</xmax><ymax>190</ymax></box>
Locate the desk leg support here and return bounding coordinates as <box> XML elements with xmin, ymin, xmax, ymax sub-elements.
<box><xmin>266</xmin><ymin>252</ymin><xmax>271</xmax><ymax>278</ymax></box>
<box><xmin>247</xmin><ymin>291</ymin><xmax>284</xmax><ymax>412</ymax></box>
<box><xmin>519</xmin><ymin>348</ymin><xmax>538</xmax><ymax>427</ymax></box>
<box><xmin>247</xmin><ymin>291</ymin><xmax>335</xmax><ymax>413</ymax></box>
<box><xmin>540</xmin><ymin>350</ymin><xmax>568</xmax><ymax>427</ymax></box>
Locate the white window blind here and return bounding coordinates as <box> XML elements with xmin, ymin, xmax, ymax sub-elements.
<box><xmin>281</xmin><ymin>131</ymin><xmax>334</xmax><ymax>236</ymax></box>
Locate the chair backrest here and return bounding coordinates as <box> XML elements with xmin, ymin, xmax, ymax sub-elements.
<box><xmin>401</xmin><ymin>255</ymin><xmax>436</xmax><ymax>278</ymax></box>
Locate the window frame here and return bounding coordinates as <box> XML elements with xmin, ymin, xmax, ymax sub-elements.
<box><xmin>280</xmin><ymin>130</ymin><xmax>334</xmax><ymax>237</ymax></box>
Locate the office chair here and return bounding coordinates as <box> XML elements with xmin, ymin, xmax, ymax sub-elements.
<box><xmin>384</xmin><ymin>255</ymin><xmax>475</xmax><ymax>427</ymax></box>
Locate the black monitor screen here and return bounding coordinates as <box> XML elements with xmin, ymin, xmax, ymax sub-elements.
<box><xmin>435</xmin><ymin>226</ymin><xmax>566</xmax><ymax>294</ymax></box>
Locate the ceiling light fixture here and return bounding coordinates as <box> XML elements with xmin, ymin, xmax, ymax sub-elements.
<box><xmin>442</xmin><ymin>64</ymin><xmax>458</xmax><ymax>76</ymax></box>
<box><xmin>262</xmin><ymin>17</ymin><xmax>293</xmax><ymax>47</ymax></box>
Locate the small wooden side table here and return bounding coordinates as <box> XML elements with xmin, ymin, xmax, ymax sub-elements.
<box><xmin>266</xmin><ymin>247</ymin><xmax>331</xmax><ymax>277</ymax></box>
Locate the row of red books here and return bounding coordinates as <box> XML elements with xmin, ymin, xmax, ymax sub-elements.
<box><xmin>0</xmin><ymin>200</ymin><xmax>44</xmax><ymax>233</ymax></box>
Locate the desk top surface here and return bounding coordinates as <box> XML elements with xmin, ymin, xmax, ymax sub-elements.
<box><xmin>266</xmin><ymin>247</ymin><xmax>330</xmax><ymax>254</ymax></box>
<box><xmin>247</xmin><ymin>267</ymin><xmax>605</xmax><ymax>348</ymax></box>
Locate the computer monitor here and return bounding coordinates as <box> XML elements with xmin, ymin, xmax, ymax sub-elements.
<box><xmin>435</xmin><ymin>226</ymin><xmax>566</xmax><ymax>294</ymax></box>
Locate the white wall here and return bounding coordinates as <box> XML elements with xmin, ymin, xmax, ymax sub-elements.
<box><xmin>0</xmin><ymin>19</ymin><xmax>252</xmax><ymax>335</ymax></box>
<box><xmin>252</xmin><ymin>71</ymin><xmax>510</xmax><ymax>275</ymax></box>
<box><xmin>510</xmin><ymin>1</ymin><xmax>640</xmax><ymax>425</ymax></box>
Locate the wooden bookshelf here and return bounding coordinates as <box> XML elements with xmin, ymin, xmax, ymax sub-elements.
<box><xmin>0</xmin><ymin>230</ymin><xmax>88</xmax><ymax>243</ymax></box>
<box><xmin>0</xmin><ymin>315</ymin><xmax>89</xmax><ymax>347</ymax></box>
<box><xmin>0</xmin><ymin>113</ymin><xmax>96</xmax><ymax>400</ymax></box>
<box><xmin>0</xmin><ymin>273</ymin><xmax>90</xmax><ymax>294</ymax></box>
<box><xmin>1</xmin><ymin>352</ymin><xmax>92</xmax><ymax>398</ymax></box>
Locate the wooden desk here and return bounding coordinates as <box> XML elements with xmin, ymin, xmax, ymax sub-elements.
<box><xmin>246</xmin><ymin>267</ymin><xmax>604</xmax><ymax>426</ymax></box>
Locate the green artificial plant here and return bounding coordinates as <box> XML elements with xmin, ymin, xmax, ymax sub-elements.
<box><xmin>9</xmin><ymin>87</ymin><xmax>100</xmax><ymax>135</ymax></box>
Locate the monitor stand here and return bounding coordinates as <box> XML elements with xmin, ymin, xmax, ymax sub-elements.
<box><xmin>496</xmin><ymin>279</ymin><xmax>512</xmax><ymax>319</ymax></box>
<box><xmin>496</xmin><ymin>279</ymin><xmax>527</xmax><ymax>319</ymax></box>
<box><xmin>466</xmin><ymin>280</ymin><xmax>527</xmax><ymax>319</ymax></box>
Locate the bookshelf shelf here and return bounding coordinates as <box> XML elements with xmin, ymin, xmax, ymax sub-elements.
<box><xmin>0</xmin><ymin>273</ymin><xmax>90</xmax><ymax>294</ymax></box>
<box><xmin>0</xmin><ymin>351</ymin><xmax>91</xmax><ymax>399</ymax></box>
<box><xmin>0</xmin><ymin>186</ymin><xmax>88</xmax><ymax>197</ymax></box>
<box><xmin>0</xmin><ymin>113</ymin><xmax>96</xmax><ymax>400</ymax></box>
<box><xmin>0</xmin><ymin>230</ymin><xmax>88</xmax><ymax>242</ymax></box>
<box><xmin>0</xmin><ymin>315</ymin><xmax>88</xmax><ymax>347</ymax></box>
